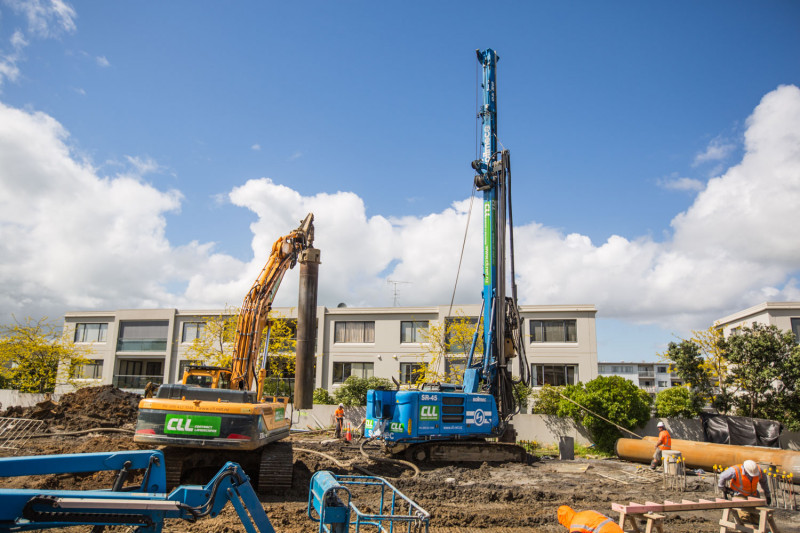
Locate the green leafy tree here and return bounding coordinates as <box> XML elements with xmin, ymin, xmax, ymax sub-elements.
<box><xmin>662</xmin><ymin>339</ymin><xmax>711</xmax><ymax>413</ymax></box>
<box><xmin>334</xmin><ymin>376</ymin><xmax>393</xmax><ymax>406</ymax></box>
<box><xmin>262</xmin><ymin>313</ymin><xmax>298</xmax><ymax>398</ymax></box>
<box><xmin>691</xmin><ymin>327</ymin><xmax>733</xmax><ymax>413</ymax></box>
<box><xmin>313</xmin><ymin>387</ymin><xmax>335</xmax><ymax>405</ymax></box>
<box><xmin>654</xmin><ymin>386</ymin><xmax>700</xmax><ymax>418</ymax></box>
<box><xmin>558</xmin><ymin>376</ymin><xmax>652</xmax><ymax>453</ymax></box>
<box><xmin>0</xmin><ymin>317</ymin><xmax>91</xmax><ymax>393</ymax></box>
<box><xmin>723</xmin><ymin>323</ymin><xmax>800</xmax><ymax>426</ymax></box>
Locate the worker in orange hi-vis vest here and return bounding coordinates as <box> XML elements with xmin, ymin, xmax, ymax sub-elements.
<box><xmin>649</xmin><ymin>421</ymin><xmax>671</xmax><ymax>470</ymax></box>
<box><xmin>334</xmin><ymin>403</ymin><xmax>345</xmax><ymax>439</ymax></box>
<box><xmin>718</xmin><ymin>460</ymin><xmax>772</xmax><ymax>505</ymax></box>
<box><xmin>557</xmin><ymin>506</ymin><xmax>624</xmax><ymax>533</ymax></box>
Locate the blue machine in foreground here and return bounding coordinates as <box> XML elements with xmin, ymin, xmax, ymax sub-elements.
<box><xmin>366</xmin><ymin>49</ymin><xmax>530</xmax><ymax>462</ymax></box>
<box><xmin>0</xmin><ymin>450</ymin><xmax>430</xmax><ymax>533</ymax></box>
<box><xmin>0</xmin><ymin>450</ymin><xmax>273</xmax><ymax>533</ymax></box>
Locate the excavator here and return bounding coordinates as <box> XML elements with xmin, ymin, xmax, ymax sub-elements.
<box><xmin>134</xmin><ymin>213</ymin><xmax>318</xmax><ymax>492</ymax></box>
<box><xmin>365</xmin><ymin>49</ymin><xmax>531</xmax><ymax>462</ymax></box>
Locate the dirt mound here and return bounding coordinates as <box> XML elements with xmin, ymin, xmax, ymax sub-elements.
<box><xmin>0</xmin><ymin>385</ymin><xmax>140</xmax><ymax>431</ymax></box>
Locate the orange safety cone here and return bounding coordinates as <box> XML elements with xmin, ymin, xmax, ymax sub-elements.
<box><xmin>346</xmin><ymin>422</ymin><xmax>352</xmax><ymax>442</ymax></box>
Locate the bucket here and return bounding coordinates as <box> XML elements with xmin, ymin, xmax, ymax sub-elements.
<box><xmin>662</xmin><ymin>450</ymin><xmax>682</xmax><ymax>475</ymax></box>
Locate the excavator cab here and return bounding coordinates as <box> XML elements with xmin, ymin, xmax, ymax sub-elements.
<box><xmin>182</xmin><ymin>366</ymin><xmax>232</xmax><ymax>389</ymax></box>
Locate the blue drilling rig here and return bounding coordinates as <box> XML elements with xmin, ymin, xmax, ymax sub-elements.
<box><xmin>365</xmin><ymin>49</ymin><xmax>530</xmax><ymax>462</ymax></box>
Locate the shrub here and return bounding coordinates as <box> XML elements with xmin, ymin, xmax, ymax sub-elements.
<box><xmin>333</xmin><ymin>376</ymin><xmax>393</xmax><ymax>406</ymax></box>
<box><xmin>655</xmin><ymin>386</ymin><xmax>700</xmax><ymax>418</ymax></box>
<box><xmin>313</xmin><ymin>387</ymin><xmax>335</xmax><ymax>405</ymax></box>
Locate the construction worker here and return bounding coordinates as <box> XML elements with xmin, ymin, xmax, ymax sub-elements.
<box><xmin>649</xmin><ymin>421</ymin><xmax>671</xmax><ymax>470</ymax></box>
<box><xmin>557</xmin><ymin>505</ymin><xmax>624</xmax><ymax>533</ymax></box>
<box><xmin>718</xmin><ymin>460</ymin><xmax>772</xmax><ymax>505</ymax></box>
<box><xmin>334</xmin><ymin>403</ymin><xmax>345</xmax><ymax>439</ymax></box>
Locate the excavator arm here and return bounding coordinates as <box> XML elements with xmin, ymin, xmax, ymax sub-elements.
<box><xmin>230</xmin><ymin>213</ymin><xmax>315</xmax><ymax>394</ymax></box>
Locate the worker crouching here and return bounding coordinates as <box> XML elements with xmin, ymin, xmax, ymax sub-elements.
<box><xmin>557</xmin><ymin>506</ymin><xmax>623</xmax><ymax>533</ymax></box>
<box><xmin>718</xmin><ymin>460</ymin><xmax>772</xmax><ymax>505</ymax></box>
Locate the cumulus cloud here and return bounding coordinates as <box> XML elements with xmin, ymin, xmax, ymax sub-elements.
<box><xmin>1</xmin><ymin>85</ymin><xmax>799</xmax><ymax>341</ymax></box>
<box><xmin>95</xmin><ymin>55</ymin><xmax>109</xmax><ymax>67</ymax></box>
<box><xmin>0</xmin><ymin>101</ymin><xmax>240</xmax><ymax>320</ymax></box>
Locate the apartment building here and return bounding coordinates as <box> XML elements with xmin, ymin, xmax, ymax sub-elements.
<box><xmin>597</xmin><ymin>361</ymin><xmax>683</xmax><ymax>395</ymax></box>
<box><xmin>715</xmin><ymin>301</ymin><xmax>800</xmax><ymax>341</ymax></box>
<box><xmin>62</xmin><ymin>304</ymin><xmax>597</xmax><ymax>393</ymax></box>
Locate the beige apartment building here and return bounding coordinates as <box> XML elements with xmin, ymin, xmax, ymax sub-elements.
<box><xmin>715</xmin><ymin>301</ymin><xmax>800</xmax><ymax>341</ymax></box>
<box><xmin>62</xmin><ymin>304</ymin><xmax>598</xmax><ymax>393</ymax></box>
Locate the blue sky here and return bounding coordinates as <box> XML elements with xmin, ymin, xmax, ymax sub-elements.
<box><xmin>1</xmin><ymin>1</ymin><xmax>799</xmax><ymax>362</ymax></box>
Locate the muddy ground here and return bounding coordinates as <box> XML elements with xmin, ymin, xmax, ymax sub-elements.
<box><xmin>1</xmin><ymin>387</ymin><xmax>799</xmax><ymax>532</ymax></box>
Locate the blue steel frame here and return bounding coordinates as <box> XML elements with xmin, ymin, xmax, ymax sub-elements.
<box><xmin>308</xmin><ymin>471</ymin><xmax>430</xmax><ymax>533</ymax></box>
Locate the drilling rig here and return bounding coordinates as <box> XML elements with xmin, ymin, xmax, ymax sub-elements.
<box><xmin>365</xmin><ymin>49</ymin><xmax>530</xmax><ymax>462</ymax></box>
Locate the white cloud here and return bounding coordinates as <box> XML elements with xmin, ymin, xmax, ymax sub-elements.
<box><xmin>251</xmin><ymin>143</ymin><xmax>261</xmax><ymax>151</ymax></box>
<box><xmin>95</xmin><ymin>55</ymin><xmax>109</xmax><ymax>68</ymax></box>
<box><xmin>0</xmin><ymin>85</ymin><xmax>799</xmax><ymax>343</ymax></box>
<box><xmin>288</xmin><ymin>150</ymin><xmax>303</xmax><ymax>161</ymax></box>
<box><xmin>657</xmin><ymin>174</ymin><xmax>704</xmax><ymax>192</ymax></box>
<box><xmin>693</xmin><ymin>135</ymin><xmax>735</xmax><ymax>166</ymax></box>
<box><xmin>0</xmin><ymin>101</ymin><xmax>238</xmax><ymax>320</ymax></box>
<box><xmin>5</xmin><ymin>0</ymin><xmax>77</xmax><ymax>37</ymax></box>
<box><xmin>0</xmin><ymin>0</ymin><xmax>76</xmax><ymax>87</ymax></box>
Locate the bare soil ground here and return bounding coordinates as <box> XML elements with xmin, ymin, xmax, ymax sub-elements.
<box><xmin>2</xmin><ymin>387</ymin><xmax>799</xmax><ymax>532</ymax></box>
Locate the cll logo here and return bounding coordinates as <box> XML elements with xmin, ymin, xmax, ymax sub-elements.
<box><xmin>167</xmin><ymin>417</ymin><xmax>193</xmax><ymax>432</ymax></box>
<box><xmin>419</xmin><ymin>405</ymin><xmax>439</xmax><ymax>421</ymax></box>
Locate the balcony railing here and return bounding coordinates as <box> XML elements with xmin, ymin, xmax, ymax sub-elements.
<box><xmin>638</xmin><ymin>371</ymin><xmax>654</xmax><ymax>378</ymax></box>
<box><xmin>262</xmin><ymin>377</ymin><xmax>295</xmax><ymax>400</ymax></box>
<box><xmin>116</xmin><ymin>339</ymin><xmax>167</xmax><ymax>352</ymax></box>
<box><xmin>113</xmin><ymin>374</ymin><xmax>164</xmax><ymax>389</ymax></box>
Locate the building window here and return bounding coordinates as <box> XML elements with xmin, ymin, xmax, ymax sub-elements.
<box><xmin>334</xmin><ymin>321</ymin><xmax>375</xmax><ymax>343</ymax></box>
<box><xmin>529</xmin><ymin>320</ymin><xmax>577</xmax><ymax>343</ymax></box>
<box><xmin>400</xmin><ymin>321</ymin><xmax>428</xmax><ymax>343</ymax></box>
<box><xmin>181</xmin><ymin>322</ymin><xmax>205</xmax><ymax>343</ymax></box>
<box><xmin>600</xmin><ymin>364</ymin><xmax>634</xmax><ymax>374</ymax></box>
<box><xmin>332</xmin><ymin>362</ymin><xmax>374</xmax><ymax>383</ymax></box>
<box><xmin>657</xmin><ymin>366</ymin><xmax>668</xmax><ymax>373</ymax></box>
<box><xmin>531</xmin><ymin>364</ymin><xmax>577</xmax><ymax>386</ymax></box>
<box><xmin>792</xmin><ymin>318</ymin><xmax>800</xmax><ymax>344</ymax></box>
<box><xmin>114</xmin><ymin>359</ymin><xmax>163</xmax><ymax>388</ymax></box>
<box><xmin>657</xmin><ymin>381</ymin><xmax>669</xmax><ymax>387</ymax></box>
<box><xmin>74</xmin><ymin>323</ymin><xmax>108</xmax><ymax>343</ymax></box>
<box><xmin>399</xmin><ymin>362</ymin><xmax>424</xmax><ymax>385</ymax></box>
<box><xmin>75</xmin><ymin>359</ymin><xmax>103</xmax><ymax>379</ymax></box>
<box><xmin>117</xmin><ymin>321</ymin><xmax>169</xmax><ymax>352</ymax></box>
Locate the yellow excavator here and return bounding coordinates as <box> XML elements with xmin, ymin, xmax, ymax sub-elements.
<box><xmin>134</xmin><ymin>213</ymin><xmax>317</xmax><ymax>492</ymax></box>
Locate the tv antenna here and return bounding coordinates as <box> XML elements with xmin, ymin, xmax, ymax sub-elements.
<box><xmin>387</xmin><ymin>279</ymin><xmax>411</xmax><ymax>307</ymax></box>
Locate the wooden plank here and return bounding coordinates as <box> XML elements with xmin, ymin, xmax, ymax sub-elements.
<box><xmin>613</xmin><ymin>498</ymin><xmax>767</xmax><ymax>514</ymax></box>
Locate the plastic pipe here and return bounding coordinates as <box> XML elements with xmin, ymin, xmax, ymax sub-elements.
<box><xmin>616</xmin><ymin>437</ymin><xmax>800</xmax><ymax>485</ymax></box>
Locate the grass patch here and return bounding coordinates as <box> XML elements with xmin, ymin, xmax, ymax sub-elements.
<box><xmin>517</xmin><ymin>439</ymin><xmax>614</xmax><ymax>459</ymax></box>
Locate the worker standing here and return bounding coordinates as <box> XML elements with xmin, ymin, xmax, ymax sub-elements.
<box><xmin>718</xmin><ymin>460</ymin><xmax>772</xmax><ymax>505</ymax></box>
<box><xmin>557</xmin><ymin>505</ymin><xmax>624</xmax><ymax>533</ymax></box>
<box><xmin>650</xmin><ymin>421</ymin><xmax>671</xmax><ymax>470</ymax></box>
<box><xmin>334</xmin><ymin>403</ymin><xmax>345</xmax><ymax>439</ymax></box>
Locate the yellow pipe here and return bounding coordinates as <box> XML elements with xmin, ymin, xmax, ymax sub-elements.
<box><xmin>616</xmin><ymin>437</ymin><xmax>800</xmax><ymax>484</ymax></box>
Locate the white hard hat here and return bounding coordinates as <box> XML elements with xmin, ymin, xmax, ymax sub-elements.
<box><xmin>339</xmin><ymin>403</ymin><xmax>344</xmax><ymax>408</ymax></box>
<box><xmin>657</xmin><ymin>421</ymin><xmax>665</xmax><ymax>428</ymax></box>
<box><xmin>743</xmin><ymin>460</ymin><xmax>760</xmax><ymax>477</ymax></box>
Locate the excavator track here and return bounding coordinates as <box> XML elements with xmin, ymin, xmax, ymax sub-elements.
<box><xmin>258</xmin><ymin>442</ymin><xmax>294</xmax><ymax>493</ymax></box>
<box><xmin>402</xmin><ymin>440</ymin><xmax>528</xmax><ymax>463</ymax></box>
